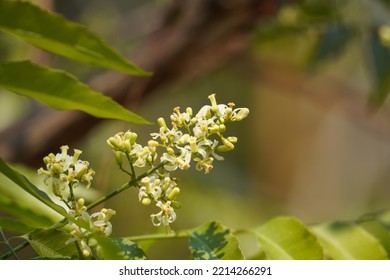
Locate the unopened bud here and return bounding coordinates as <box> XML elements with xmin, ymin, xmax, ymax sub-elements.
<box><xmin>168</xmin><ymin>187</ymin><xmax>180</xmax><ymax>200</ymax></box>
<box><xmin>221</xmin><ymin>137</ymin><xmax>234</xmax><ymax>150</ymax></box>
<box><xmin>227</xmin><ymin>136</ymin><xmax>238</xmax><ymax>143</ymax></box>
<box><xmin>115</xmin><ymin>152</ymin><xmax>123</xmax><ymax>165</ymax></box>
<box><xmin>51</xmin><ymin>163</ymin><xmax>63</xmax><ymax>175</ymax></box>
<box><xmin>170</xmin><ymin>201</ymin><xmax>181</xmax><ymax>209</ymax></box>
<box><xmin>234</xmin><ymin>108</ymin><xmax>249</xmax><ymax>121</ymax></box>
<box><xmin>125</xmin><ymin>131</ymin><xmax>138</xmax><ymax>144</ymax></box>
<box><xmin>141</xmin><ymin>197</ymin><xmax>151</xmax><ymax>206</ymax></box>
<box><xmin>157</xmin><ymin>117</ymin><xmax>167</xmax><ymax>129</ymax></box>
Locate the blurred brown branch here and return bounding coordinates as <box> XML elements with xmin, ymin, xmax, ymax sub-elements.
<box><xmin>0</xmin><ymin>0</ymin><xmax>277</xmax><ymax>167</ymax></box>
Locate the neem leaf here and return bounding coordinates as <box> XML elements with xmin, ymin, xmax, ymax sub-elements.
<box><xmin>0</xmin><ymin>156</ymin><xmax>69</xmax><ymax>220</ymax></box>
<box><xmin>254</xmin><ymin>216</ymin><xmax>324</xmax><ymax>260</ymax></box>
<box><xmin>367</xmin><ymin>29</ymin><xmax>390</xmax><ymax>106</ymax></box>
<box><xmin>0</xmin><ymin>61</ymin><xmax>150</xmax><ymax>124</ymax></box>
<box><xmin>0</xmin><ymin>0</ymin><xmax>151</xmax><ymax>76</ymax></box>
<box><xmin>22</xmin><ymin>228</ymin><xmax>77</xmax><ymax>259</ymax></box>
<box><xmin>311</xmin><ymin>221</ymin><xmax>388</xmax><ymax>260</ymax></box>
<box><xmin>0</xmin><ymin>217</ymin><xmax>32</xmax><ymax>233</ymax></box>
<box><xmin>96</xmin><ymin>236</ymin><xmax>148</xmax><ymax>260</ymax></box>
<box><xmin>189</xmin><ymin>221</ymin><xmax>244</xmax><ymax>260</ymax></box>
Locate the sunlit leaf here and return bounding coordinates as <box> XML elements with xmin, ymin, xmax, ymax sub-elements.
<box><xmin>189</xmin><ymin>221</ymin><xmax>244</xmax><ymax>260</ymax></box>
<box><xmin>0</xmin><ymin>156</ymin><xmax>69</xmax><ymax>220</ymax></box>
<box><xmin>0</xmin><ymin>61</ymin><xmax>150</xmax><ymax>124</ymax></box>
<box><xmin>96</xmin><ymin>236</ymin><xmax>148</xmax><ymax>260</ymax></box>
<box><xmin>0</xmin><ymin>217</ymin><xmax>32</xmax><ymax>233</ymax></box>
<box><xmin>311</xmin><ymin>221</ymin><xmax>388</xmax><ymax>260</ymax></box>
<box><xmin>0</xmin><ymin>191</ymin><xmax>56</xmax><ymax>229</ymax></box>
<box><xmin>0</xmin><ymin>0</ymin><xmax>151</xmax><ymax>76</ymax></box>
<box><xmin>22</xmin><ymin>228</ymin><xmax>77</xmax><ymax>259</ymax></box>
<box><xmin>254</xmin><ymin>216</ymin><xmax>324</xmax><ymax>260</ymax></box>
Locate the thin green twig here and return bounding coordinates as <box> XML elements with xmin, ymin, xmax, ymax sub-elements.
<box><xmin>86</xmin><ymin>161</ymin><xmax>166</xmax><ymax>211</ymax></box>
<box><xmin>0</xmin><ymin>227</ymin><xmax>19</xmax><ymax>260</ymax></box>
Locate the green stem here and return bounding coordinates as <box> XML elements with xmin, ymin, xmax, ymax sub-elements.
<box><xmin>124</xmin><ymin>229</ymin><xmax>190</xmax><ymax>242</ymax></box>
<box><xmin>86</xmin><ymin>162</ymin><xmax>166</xmax><ymax>211</ymax></box>
<box><xmin>0</xmin><ymin>237</ymin><xmax>27</xmax><ymax>260</ymax></box>
<box><xmin>0</xmin><ymin>228</ymin><xmax>19</xmax><ymax>260</ymax></box>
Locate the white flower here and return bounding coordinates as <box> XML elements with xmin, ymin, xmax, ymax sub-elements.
<box><xmin>150</xmin><ymin>201</ymin><xmax>176</xmax><ymax>226</ymax></box>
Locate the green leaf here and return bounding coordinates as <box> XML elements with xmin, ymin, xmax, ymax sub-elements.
<box><xmin>189</xmin><ymin>221</ymin><xmax>244</xmax><ymax>260</ymax></box>
<box><xmin>254</xmin><ymin>216</ymin><xmax>324</xmax><ymax>260</ymax></box>
<box><xmin>308</xmin><ymin>24</ymin><xmax>352</xmax><ymax>70</ymax></box>
<box><xmin>22</xmin><ymin>228</ymin><xmax>77</xmax><ymax>259</ymax></box>
<box><xmin>95</xmin><ymin>236</ymin><xmax>148</xmax><ymax>260</ymax></box>
<box><xmin>0</xmin><ymin>191</ymin><xmax>56</xmax><ymax>229</ymax></box>
<box><xmin>311</xmin><ymin>221</ymin><xmax>388</xmax><ymax>260</ymax></box>
<box><xmin>0</xmin><ymin>156</ymin><xmax>69</xmax><ymax>220</ymax></box>
<box><xmin>0</xmin><ymin>217</ymin><xmax>32</xmax><ymax>233</ymax></box>
<box><xmin>0</xmin><ymin>61</ymin><xmax>150</xmax><ymax>124</ymax></box>
<box><xmin>0</xmin><ymin>0</ymin><xmax>151</xmax><ymax>76</ymax></box>
<box><xmin>367</xmin><ymin>30</ymin><xmax>390</xmax><ymax>106</ymax></box>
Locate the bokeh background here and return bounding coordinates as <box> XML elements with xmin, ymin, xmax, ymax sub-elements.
<box><xmin>2</xmin><ymin>0</ymin><xmax>390</xmax><ymax>258</ymax></box>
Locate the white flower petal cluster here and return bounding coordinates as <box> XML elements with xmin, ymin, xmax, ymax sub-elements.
<box><xmin>106</xmin><ymin>94</ymin><xmax>249</xmax><ymax>229</ymax></box>
<box><xmin>138</xmin><ymin>174</ymin><xmax>180</xmax><ymax>227</ymax></box>
<box><xmin>66</xmin><ymin>208</ymin><xmax>116</xmax><ymax>258</ymax></box>
<box><xmin>38</xmin><ymin>145</ymin><xmax>95</xmax><ymax>201</ymax></box>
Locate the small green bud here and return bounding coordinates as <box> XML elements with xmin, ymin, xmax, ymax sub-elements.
<box><xmin>168</xmin><ymin>187</ymin><xmax>180</xmax><ymax>200</ymax></box>
<box><xmin>43</xmin><ymin>156</ymin><xmax>51</xmax><ymax>165</ymax></box>
<box><xmin>227</xmin><ymin>136</ymin><xmax>238</xmax><ymax>143</ymax></box>
<box><xmin>141</xmin><ymin>197</ymin><xmax>151</xmax><ymax>206</ymax></box>
<box><xmin>209</xmin><ymin>124</ymin><xmax>220</xmax><ymax>134</ymax></box>
<box><xmin>124</xmin><ymin>140</ymin><xmax>132</xmax><ymax>153</ymax></box>
<box><xmin>107</xmin><ymin>137</ymin><xmax>120</xmax><ymax>150</ymax></box>
<box><xmin>234</xmin><ymin>108</ymin><xmax>249</xmax><ymax>121</ymax></box>
<box><xmin>77</xmin><ymin>198</ymin><xmax>85</xmax><ymax>209</ymax></box>
<box><xmin>51</xmin><ymin>163</ymin><xmax>63</xmax><ymax>175</ymax></box>
<box><xmin>157</xmin><ymin>117</ymin><xmax>167</xmax><ymax>129</ymax></box>
<box><xmin>125</xmin><ymin>131</ymin><xmax>138</xmax><ymax>144</ymax></box>
<box><xmin>186</xmin><ymin>107</ymin><xmax>193</xmax><ymax>117</ymax></box>
<box><xmin>148</xmin><ymin>140</ymin><xmax>159</xmax><ymax>148</ymax></box>
<box><xmin>216</xmin><ymin>145</ymin><xmax>232</xmax><ymax>152</ymax></box>
<box><xmin>115</xmin><ymin>152</ymin><xmax>123</xmax><ymax>165</ymax></box>
<box><xmin>221</xmin><ymin>137</ymin><xmax>234</xmax><ymax>150</ymax></box>
<box><xmin>219</xmin><ymin>124</ymin><xmax>226</xmax><ymax>133</ymax></box>
<box><xmin>170</xmin><ymin>200</ymin><xmax>181</xmax><ymax>209</ymax></box>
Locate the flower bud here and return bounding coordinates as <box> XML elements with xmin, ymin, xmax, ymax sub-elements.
<box><xmin>234</xmin><ymin>108</ymin><xmax>250</xmax><ymax>121</ymax></box>
<box><xmin>219</xmin><ymin>124</ymin><xmax>226</xmax><ymax>133</ymax></box>
<box><xmin>221</xmin><ymin>137</ymin><xmax>235</xmax><ymax>150</ymax></box>
<box><xmin>148</xmin><ymin>140</ymin><xmax>159</xmax><ymax>148</ymax></box>
<box><xmin>227</xmin><ymin>136</ymin><xmax>238</xmax><ymax>143</ymax></box>
<box><xmin>170</xmin><ymin>200</ymin><xmax>181</xmax><ymax>209</ymax></box>
<box><xmin>51</xmin><ymin>163</ymin><xmax>63</xmax><ymax>175</ymax></box>
<box><xmin>157</xmin><ymin>117</ymin><xmax>167</xmax><ymax>130</ymax></box>
<box><xmin>141</xmin><ymin>197</ymin><xmax>151</xmax><ymax>206</ymax></box>
<box><xmin>115</xmin><ymin>152</ymin><xmax>123</xmax><ymax>165</ymax></box>
<box><xmin>168</xmin><ymin>187</ymin><xmax>180</xmax><ymax>200</ymax></box>
<box><xmin>125</xmin><ymin>131</ymin><xmax>138</xmax><ymax>144</ymax></box>
<box><xmin>186</xmin><ymin>107</ymin><xmax>193</xmax><ymax>117</ymax></box>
